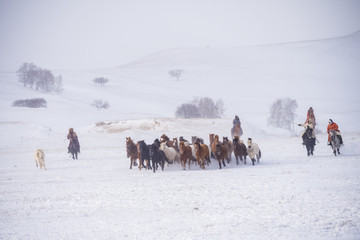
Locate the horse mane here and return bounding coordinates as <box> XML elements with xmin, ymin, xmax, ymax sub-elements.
<box><xmin>160</xmin><ymin>134</ymin><xmax>170</xmax><ymax>143</ymax></box>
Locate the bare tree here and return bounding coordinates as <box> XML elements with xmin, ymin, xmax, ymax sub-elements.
<box><xmin>92</xmin><ymin>100</ymin><xmax>110</xmax><ymax>110</ymax></box>
<box><xmin>169</xmin><ymin>69</ymin><xmax>183</xmax><ymax>81</ymax></box>
<box><xmin>53</xmin><ymin>75</ymin><xmax>63</xmax><ymax>93</ymax></box>
<box><xmin>93</xmin><ymin>77</ymin><xmax>109</xmax><ymax>86</ymax></box>
<box><xmin>267</xmin><ymin>97</ymin><xmax>298</xmax><ymax>129</ymax></box>
<box><xmin>175</xmin><ymin>103</ymin><xmax>200</xmax><ymax>118</ymax></box>
<box><xmin>16</xmin><ymin>62</ymin><xmax>61</xmax><ymax>93</ymax></box>
<box><xmin>176</xmin><ymin>97</ymin><xmax>224</xmax><ymax>119</ymax></box>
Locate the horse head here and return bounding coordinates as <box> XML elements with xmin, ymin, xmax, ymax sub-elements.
<box><xmin>247</xmin><ymin>138</ymin><xmax>252</xmax><ymax>148</ymax></box>
<box><xmin>153</xmin><ymin>138</ymin><xmax>161</xmax><ymax>148</ymax></box>
<box><xmin>179</xmin><ymin>141</ymin><xmax>186</xmax><ymax>154</ymax></box>
<box><xmin>160</xmin><ymin>134</ymin><xmax>169</xmax><ymax>143</ymax></box>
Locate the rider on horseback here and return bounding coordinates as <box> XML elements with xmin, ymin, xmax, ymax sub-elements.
<box><xmin>232</xmin><ymin>115</ymin><xmax>243</xmax><ymax>136</ymax></box>
<box><xmin>298</xmin><ymin>119</ymin><xmax>316</xmax><ymax>145</ymax></box>
<box><xmin>327</xmin><ymin>119</ymin><xmax>343</xmax><ymax>145</ymax></box>
<box><xmin>305</xmin><ymin>107</ymin><xmax>316</xmax><ymax>131</ymax></box>
<box><xmin>67</xmin><ymin>128</ymin><xmax>80</xmax><ymax>153</ymax></box>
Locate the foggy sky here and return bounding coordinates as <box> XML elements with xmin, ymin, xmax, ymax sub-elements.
<box><xmin>0</xmin><ymin>0</ymin><xmax>359</xmax><ymax>71</ymax></box>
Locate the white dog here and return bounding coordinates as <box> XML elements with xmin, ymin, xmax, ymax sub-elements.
<box><xmin>246</xmin><ymin>138</ymin><xmax>261</xmax><ymax>165</ymax></box>
<box><xmin>34</xmin><ymin>149</ymin><xmax>46</xmax><ymax>170</ymax></box>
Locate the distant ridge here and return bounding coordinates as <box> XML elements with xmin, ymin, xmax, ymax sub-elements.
<box><xmin>118</xmin><ymin>30</ymin><xmax>360</xmax><ymax>68</ymax></box>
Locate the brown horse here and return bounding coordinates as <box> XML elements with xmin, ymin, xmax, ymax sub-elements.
<box><xmin>210</xmin><ymin>134</ymin><xmax>221</xmax><ymax>159</ymax></box>
<box><xmin>222</xmin><ymin>137</ymin><xmax>233</xmax><ymax>163</ymax></box>
<box><xmin>194</xmin><ymin>142</ymin><xmax>210</xmax><ymax>170</ymax></box>
<box><xmin>209</xmin><ymin>134</ymin><xmax>215</xmax><ymax>158</ymax></box>
<box><xmin>172</xmin><ymin>137</ymin><xmax>179</xmax><ymax>153</ymax></box>
<box><xmin>233</xmin><ymin>136</ymin><xmax>247</xmax><ymax>165</ymax></box>
<box><xmin>179</xmin><ymin>141</ymin><xmax>193</xmax><ymax>170</ymax></box>
<box><xmin>126</xmin><ymin>137</ymin><xmax>138</xmax><ymax>169</ymax></box>
<box><xmin>214</xmin><ymin>143</ymin><xmax>228</xmax><ymax>169</ymax></box>
<box><xmin>160</xmin><ymin>134</ymin><xmax>170</xmax><ymax>143</ymax></box>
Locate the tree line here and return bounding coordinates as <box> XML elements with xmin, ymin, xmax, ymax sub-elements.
<box><xmin>16</xmin><ymin>63</ymin><xmax>63</xmax><ymax>93</ymax></box>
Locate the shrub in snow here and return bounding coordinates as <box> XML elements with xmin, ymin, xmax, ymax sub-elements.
<box><xmin>92</xmin><ymin>100</ymin><xmax>109</xmax><ymax>110</ymax></box>
<box><xmin>267</xmin><ymin>97</ymin><xmax>298</xmax><ymax>129</ymax></box>
<box><xmin>93</xmin><ymin>77</ymin><xmax>109</xmax><ymax>86</ymax></box>
<box><xmin>12</xmin><ymin>98</ymin><xmax>47</xmax><ymax>108</ymax></box>
<box><xmin>175</xmin><ymin>97</ymin><xmax>224</xmax><ymax>119</ymax></box>
<box><xmin>175</xmin><ymin>103</ymin><xmax>200</xmax><ymax>118</ymax></box>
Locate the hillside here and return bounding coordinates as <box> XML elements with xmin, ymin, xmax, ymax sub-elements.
<box><xmin>1</xmin><ymin>32</ymin><xmax>360</xmax><ymax>239</ymax></box>
<box><xmin>1</xmin><ymin>32</ymin><xmax>359</xmax><ymax>134</ymax></box>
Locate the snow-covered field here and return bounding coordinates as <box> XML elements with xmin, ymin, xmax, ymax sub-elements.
<box><xmin>1</xmin><ymin>32</ymin><xmax>360</xmax><ymax>239</ymax></box>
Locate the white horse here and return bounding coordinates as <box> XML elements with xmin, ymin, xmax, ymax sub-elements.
<box><xmin>246</xmin><ymin>138</ymin><xmax>261</xmax><ymax>165</ymax></box>
<box><xmin>160</xmin><ymin>142</ymin><xmax>180</xmax><ymax>164</ymax></box>
<box><xmin>329</xmin><ymin>129</ymin><xmax>341</xmax><ymax>156</ymax></box>
<box><xmin>34</xmin><ymin>149</ymin><xmax>46</xmax><ymax>170</ymax></box>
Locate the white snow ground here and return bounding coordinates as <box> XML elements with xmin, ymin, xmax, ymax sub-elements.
<box><xmin>0</xmin><ymin>32</ymin><xmax>360</xmax><ymax>239</ymax></box>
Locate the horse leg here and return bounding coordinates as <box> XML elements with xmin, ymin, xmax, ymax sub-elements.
<box><xmin>152</xmin><ymin>160</ymin><xmax>156</xmax><ymax>173</ymax></box>
<box><xmin>236</xmin><ymin>155</ymin><xmax>239</xmax><ymax>165</ymax></box>
<box><xmin>218</xmin><ymin>160</ymin><xmax>222</xmax><ymax>169</ymax></box>
<box><xmin>223</xmin><ymin>159</ymin><xmax>226</xmax><ymax>168</ymax></box>
<box><xmin>201</xmin><ymin>158</ymin><xmax>206</xmax><ymax>169</ymax></box>
<box><xmin>252</xmin><ymin>158</ymin><xmax>255</xmax><ymax>165</ymax></box>
<box><xmin>337</xmin><ymin>148</ymin><xmax>340</xmax><ymax>155</ymax></box>
<box><xmin>130</xmin><ymin>158</ymin><xmax>133</xmax><ymax>169</ymax></box>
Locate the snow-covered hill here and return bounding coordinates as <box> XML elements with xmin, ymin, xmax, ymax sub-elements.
<box><xmin>0</xmin><ymin>32</ymin><xmax>360</xmax><ymax>239</ymax></box>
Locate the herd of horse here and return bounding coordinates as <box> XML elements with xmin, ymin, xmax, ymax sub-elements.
<box><xmin>126</xmin><ymin>125</ymin><xmax>343</xmax><ymax>172</ymax></box>
<box><xmin>126</xmin><ymin>132</ymin><xmax>262</xmax><ymax>173</ymax></box>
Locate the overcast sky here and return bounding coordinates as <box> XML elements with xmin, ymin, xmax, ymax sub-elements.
<box><xmin>0</xmin><ymin>0</ymin><xmax>359</xmax><ymax>71</ymax></box>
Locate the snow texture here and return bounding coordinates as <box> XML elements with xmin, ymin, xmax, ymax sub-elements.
<box><xmin>0</xmin><ymin>32</ymin><xmax>360</xmax><ymax>239</ymax></box>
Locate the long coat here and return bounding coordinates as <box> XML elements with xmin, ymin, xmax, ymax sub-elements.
<box><xmin>67</xmin><ymin>132</ymin><xmax>80</xmax><ymax>151</ymax></box>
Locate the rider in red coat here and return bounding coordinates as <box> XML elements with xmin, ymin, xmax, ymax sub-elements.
<box><xmin>305</xmin><ymin>107</ymin><xmax>316</xmax><ymax>129</ymax></box>
<box><xmin>327</xmin><ymin>119</ymin><xmax>343</xmax><ymax>145</ymax></box>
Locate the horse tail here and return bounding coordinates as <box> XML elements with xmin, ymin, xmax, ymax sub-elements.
<box><xmin>258</xmin><ymin>149</ymin><xmax>261</xmax><ymax>160</ymax></box>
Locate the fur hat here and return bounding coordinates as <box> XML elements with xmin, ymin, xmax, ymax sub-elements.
<box><xmin>69</xmin><ymin>128</ymin><xmax>74</xmax><ymax>132</ymax></box>
<box><xmin>329</xmin><ymin>119</ymin><xmax>333</xmax><ymax>124</ymax></box>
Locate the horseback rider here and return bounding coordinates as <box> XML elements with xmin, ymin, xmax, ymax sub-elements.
<box><xmin>305</xmin><ymin>107</ymin><xmax>316</xmax><ymax>130</ymax></box>
<box><xmin>327</xmin><ymin>119</ymin><xmax>343</xmax><ymax>145</ymax></box>
<box><xmin>67</xmin><ymin>128</ymin><xmax>80</xmax><ymax>153</ymax></box>
<box><xmin>232</xmin><ymin>115</ymin><xmax>243</xmax><ymax>136</ymax></box>
<box><xmin>298</xmin><ymin>119</ymin><xmax>316</xmax><ymax>144</ymax></box>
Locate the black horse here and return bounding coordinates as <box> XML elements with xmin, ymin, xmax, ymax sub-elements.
<box><xmin>148</xmin><ymin>143</ymin><xmax>171</xmax><ymax>173</ymax></box>
<box><xmin>69</xmin><ymin>140</ymin><xmax>80</xmax><ymax>159</ymax></box>
<box><xmin>302</xmin><ymin>127</ymin><xmax>316</xmax><ymax>156</ymax></box>
<box><xmin>137</xmin><ymin>140</ymin><xmax>152</xmax><ymax>170</ymax></box>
